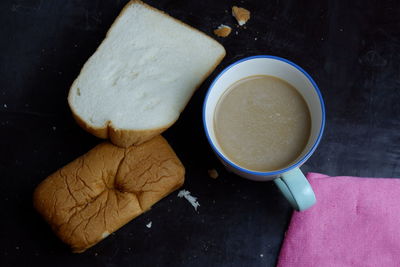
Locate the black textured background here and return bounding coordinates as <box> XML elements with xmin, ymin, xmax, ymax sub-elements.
<box><xmin>1</xmin><ymin>0</ymin><xmax>400</xmax><ymax>266</ymax></box>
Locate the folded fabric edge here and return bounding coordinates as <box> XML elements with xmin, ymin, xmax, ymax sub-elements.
<box><xmin>307</xmin><ymin>172</ymin><xmax>400</xmax><ymax>180</ymax></box>
<box><xmin>306</xmin><ymin>172</ymin><xmax>330</xmax><ymax>179</ymax></box>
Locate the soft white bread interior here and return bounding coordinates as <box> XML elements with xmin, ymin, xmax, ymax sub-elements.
<box><xmin>68</xmin><ymin>0</ymin><xmax>226</xmax><ymax>147</ymax></box>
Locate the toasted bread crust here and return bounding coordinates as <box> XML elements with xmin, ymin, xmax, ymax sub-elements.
<box><xmin>232</xmin><ymin>6</ymin><xmax>250</xmax><ymax>25</ymax></box>
<box><xmin>33</xmin><ymin>136</ymin><xmax>185</xmax><ymax>252</ymax></box>
<box><xmin>70</xmin><ymin>110</ymin><xmax>170</xmax><ymax>147</ymax></box>
<box><xmin>214</xmin><ymin>25</ymin><xmax>232</xmax><ymax>37</ymax></box>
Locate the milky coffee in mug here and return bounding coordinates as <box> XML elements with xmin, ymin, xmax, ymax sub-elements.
<box><xmin>213</xmin><ymin>75</ymin><xmax>311</xmax><ymax>172</ymax></box>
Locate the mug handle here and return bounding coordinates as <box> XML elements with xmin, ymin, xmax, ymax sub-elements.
<box><xmin>274</xmin><ymin>168</ymin><xmax>316</xmax><ymax>211</ymax></box>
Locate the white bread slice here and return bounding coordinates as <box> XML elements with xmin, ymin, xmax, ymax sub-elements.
<box><xmin>68</xmin><ymin>0</ymin><xmax>226</xmax><ymax>147</ymax></box>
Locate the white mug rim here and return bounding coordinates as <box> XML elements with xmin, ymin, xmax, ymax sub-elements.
<box><xmin>202</xmin><ymin>55</ymin><xmax>326</xmax><ymax>176</ymax></box>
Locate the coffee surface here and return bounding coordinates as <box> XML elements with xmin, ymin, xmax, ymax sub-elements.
<box><xmin>214</xmin><ymin>75</ymin><xmax>311</xmax><ymax>171</ymax></box>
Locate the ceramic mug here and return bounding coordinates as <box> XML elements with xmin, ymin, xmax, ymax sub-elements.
<box><xmin>203</xmin><ymin>55</ymin><xmax>325</xmax><ymax>211</ymax></box>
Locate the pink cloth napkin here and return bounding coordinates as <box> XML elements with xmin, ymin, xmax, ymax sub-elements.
<box><xmin>277</xmin><ymin>172</ymin><xmax>400</xmax><ymax>267</ymax></box>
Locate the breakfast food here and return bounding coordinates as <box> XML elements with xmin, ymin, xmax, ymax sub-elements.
<box><xmin>214</xmin><ymin>24</ymin><xmax>232</xmax><ymax>37</ymax></box>
<box><xmin>33</xmin><ymin>136</ymin><xmax>185</xmax><ymax>252</ymax></box>
<box><xmin>68</xmin><ymin>0</ymin><xmax>226</xmax><ymax>147</ymax></box>
<box><xmin>232</xmin><ymin>6</ymin><xmax>250</xmax><ymax>26</ymax></box>
<box><xmin>214</xmin><ymin>75</ymin><xmax>311</xmax><ymax>171</ymax></box>
<box><xmin>208</xmin><ymin>168</ymin><xmax>219</xmax><ymax>179</ymax></box>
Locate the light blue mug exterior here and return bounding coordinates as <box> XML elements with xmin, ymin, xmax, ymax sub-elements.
<box><xmin>202</xmin><ymin>55</ymin><xmax>325</xmax><ymax>211</ymax></box>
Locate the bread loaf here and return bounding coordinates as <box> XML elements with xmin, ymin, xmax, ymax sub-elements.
<box><xmin>68</xmin><ymin>0</ymin><xmax>226</xmax><ymax>147</ymax></box>
<box><xmin>33</xmin><ymin>136</ymin><xmax>185</xmax><ymax>252</ymax></box>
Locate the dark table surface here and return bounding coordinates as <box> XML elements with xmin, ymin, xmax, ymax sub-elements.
<box><xmin>1</xmin><ymin>0</ymin><xmax>400</xmax><ymax>266</ymax></box>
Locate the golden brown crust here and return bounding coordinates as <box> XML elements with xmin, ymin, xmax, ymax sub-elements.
<box><xmin>232</xmin><ymin>6</ymin><xmax>251</xmax><ymax>25</ymax></box>
<box><xmin>108</xmin><ymin>122</ymin><xmax>170</xmax><ymax>147</ymax></box>
<box><xmin>214</xmin><ymin>25</ymin><xmax>232</xmax><ymax>38</ymax></box>
<box><xmin>70</xmin><ymin>111</ymin><xmax>108</xmax><ymax>139</ymax></box>
<box><xmin>208</xmin><ymin>168</ymin><xmax>219</xmax><ymax>179</ymax></box>
<box><xmin>69</xmin><ymin>108</ymin><xmax>171</xmax><ymax>147</ymax></box>
<box><xmin>67</xmin><ymin>0</ymin><xmax>226</xmax><ymax>148</ymax></box>
<box><xmin>33</xmin><ymin>136</ymin><xmax>185</xmax><ymax>253</ymax></box>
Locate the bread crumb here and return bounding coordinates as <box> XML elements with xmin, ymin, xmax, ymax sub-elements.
<box><xmin>146</xmin><ymin>221</ymin><xmax>152</xmax><ymax>228</ymax></box>
<box><xmin>214</xmin><ymin>24</ymin><xmax>232</xmax><ymax>38</ymax></box>
<box><xmin>178</xmin><ymin>190</ymin><xmax>200</xmax><ymax>211</ymax></box>
<box><xmin>102</xmin><ymin>231</ymin><xmax>110</xmax><ymax>238</ymax></box>
<box><xmin>232</xmin><ymin>6</ymin><xmax>250</xmax><ymax>26</ymax></box>
<box><xmin>208</xmin><ymin>169</ymin><xmax>219</xmax><ymax>179</ymax></box>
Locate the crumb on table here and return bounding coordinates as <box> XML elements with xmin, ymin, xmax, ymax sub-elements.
<box><xmin>232</xmin><ymin>6</ymin><xmax>251</xmax><ymax>26</ymax></box>
<box><xmin>178</xmin><ymin>190</ymin><xmax>200</xmax><ymax>211</ymax></box>
<box><xmin>208</xmin><ymin>168</ymin><xmax>219</xmax><ymax>179</ymax></box>
<box><xmin>214</xmin><ymin>24</ymin><xmax>232</xmax><ymax>37</ymax></box>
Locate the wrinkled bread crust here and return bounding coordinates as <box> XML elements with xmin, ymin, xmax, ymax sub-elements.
<box><xmin>33</xmin><ymin>136</ymin><xmax>185</xmax><ymax>252</ymax></box>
